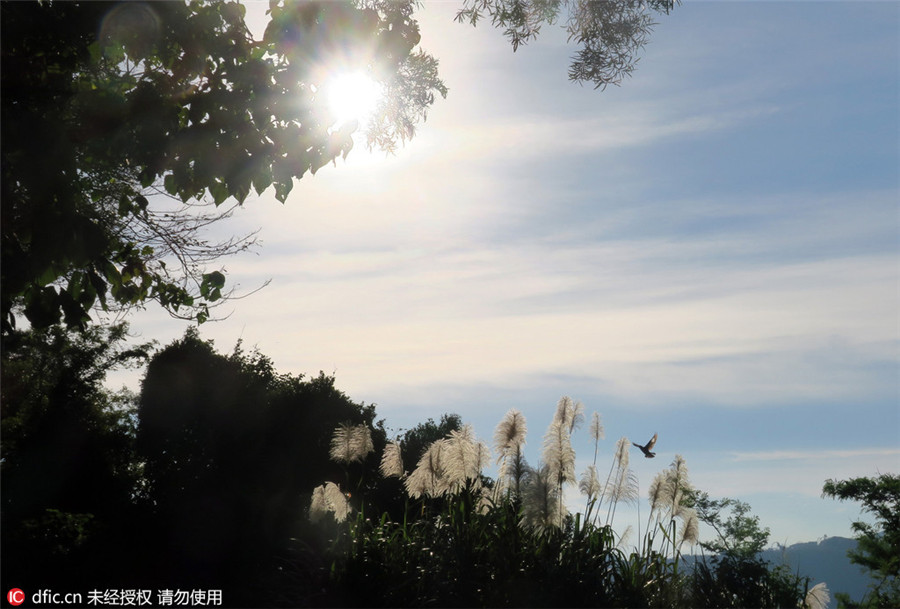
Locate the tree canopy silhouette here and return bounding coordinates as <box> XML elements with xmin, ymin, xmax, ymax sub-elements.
<box><xmin>135</xmin><ymin>329</ymin><xmax>386</xmax><ymax>596</ymax></box>
<box><xmin>823</xmin><ymin>474</ymin><xmax>900</xmax><ymax>608</ymax></box>
<box><xmin>1</xmin><ymin>323</ymin><xmax>149</xmax><ymax>591</ymax></box>
<box><xmin>456</xmin><ymin>0</ymin><xmax>677</xmax><ymax>89</ymax></box>
<box><xmin>686</xmin><ymin>491</ymin><xmax>806</xmax><ymax>608</ymax></box>
<box><xmin>1</xmin><ymin>0</ymin><xmax>447</xmax><ymax>331</ymax></box>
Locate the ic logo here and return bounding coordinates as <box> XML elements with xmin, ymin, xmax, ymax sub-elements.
<box><xmin>7</xmin><ymin>589</ymin><xmax>24</xmax><ymax>606</ymax></box>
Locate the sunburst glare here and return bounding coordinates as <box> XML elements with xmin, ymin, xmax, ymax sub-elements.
<box><xmin>326</xmin><ymin>71</ymin><xmax>382</xmax><ymax>127</ymax></box>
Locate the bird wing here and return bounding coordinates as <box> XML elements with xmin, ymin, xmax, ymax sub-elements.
<box><xmin>646</xmin><ymin>433</ymin><xmax>658</xmax><ymax>450</ymax></box>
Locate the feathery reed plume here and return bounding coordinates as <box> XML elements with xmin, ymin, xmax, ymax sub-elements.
<box><xmin>554</xmin><ymin>396</ymin><xmax>572</xmax><ymax>425</ymax></box>
<box><xmin>677</xmin><ymin>508</ymin><xmax>699</xmax><ymax>548</ymax></box>
<box><xmin>474</xmin><ymin>440</ymin><xmax>490</xmax><ymax>480</ymax></box>
<box><xmin>329</xmin><ymin>423</ymin><xmax>374</xmax><ymax>464</ymax></box>
<box><xmin>580</xmin><ymin>463</ymin><xmax>602</xmax><ymax>523</ymax></box>
<box><xmin>665</xmin><ymin>454</ymin><xmax>690</xmax><ymax>519</ymax></box>
<box><xmin>494</xmin><ymin>408</ymin><xmax>527</xmax><ymax>458</ymax></box>
<box><xmin>497</xmin><ymin>448</ymin><xmax>530</xmax><ymax>499</ymax></box>
<box><xmin>642</xmin><ymin>470</ymin><xmax>670</xmax><ymax>554</ymax></box>
<box><xmin>590</xmin><ymin>412</ymin><xmax>605</xmax><ymax>442</ymax></box>
<box><xmin>495</xmin><ymin>409</ymin><xmax>528</xmax><ymax>496</ymax></box>
<box><xmin>404</xmin><ymin>467</ymin><xmax>430</xmax><ymax>500</ymax></box>
<box><xmin>520</xmin><ymin>463</ymin><xmax>564</xmax><ymax>534</ymax></box>
<box><xmin>598</xmin><ymin>435</ymin><xmax>628</xmax><ymax>515</ymax></box>
<box><xmin>405</xmin><ymin>438</ymin><xmax>449</xmax><ymax>499</ymax></box>
<box><xmin>670</xmin><ymin>454</ymin><xmax>688</xmax><ymax>484</ymax></box>
<box><xmin>604</xmin><ymin>437</ymin><xmax>635</xmax><ymax>526</ymax></box>
<box><xmin>379</xmin><ymin>441</ymin><xmax>404</xmax><ymax>478</ymax></box>
<box><xmin>445</xmin><ymin>424</ymin><xmax>474</xmax><ymax>489</ymax></box>
<box><xmin>579</xmin><ymin>464</ymin><xmax>601</xmax><ymax>500</ymax></box>
<box><xmin>614</xmin><ymin>435</ymin><xmax>630</xmax><ymax>470</ymax></box>
<box><xmin>568</xmin><ymin>399</ymin><xmax>585</xmax><ymax>434</ymax></box>
<box><xmin>605</xmin><ymin>465</ymin><xmax>639</xmax><ymax>506</ymax></box>
<box><xmin>585</xmin><ymin>411</ymin><xmax>605</xmax><ymax>521</ymax></box>
<box><xmin>650</xmin><ymin>454</ymin><xmax>693</xmax><ymax>559</ymax></box>
<box><xmin>803</xmin><ymin>582</ymin><xmax>831</xmax><ymax>609</ymax></box>
<box><xmin>444</xmin><ymin>424</ymin><xmax>490</xmax><ymax>492</ymax></box>
<box><xmin>323</xmin><ymin>481</ymin><xmax>351</xmax><ymax>523</ymax></box>
<box><xmin>543</xmin><ymin>419</ymin><xmax>576</xmax><ymax>489</ymax></box>
<box><xmin>543</xmin><ymin>416</ymin><xmax>576</xmax><ymax>522</ymax></box>
<box><xmin>554</xmin><ymin>396</ymin><xmax>585</xmax><ymax>434</ymax></box>
<box><xmin>309</xmin><ymin>482</ymin><xmax>351</xmax><ymax>523</ymax></box>
<box><xmin>588</xmin><ymin>411</ymin><xmax>605</xmax><ymax>474</ymax></box>
<box><xmin>308</xmin><ymin>485</ymin><xmax>328</xmax><ymax>523</ymax></box>
<box><xmin>617</xmin><ymin>525</ymin><xmax>634</xmax><ymax>550</ymax></box>
<box><xmin>648</xmin><ymin>471</ymin><xmax>668</xmax><ymax>516</ymax></box>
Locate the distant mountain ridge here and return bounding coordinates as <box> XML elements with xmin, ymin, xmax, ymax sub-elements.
<box><xmin>683</xmin><ymin>536</ymin><xmax>874</xmax><ymax>607</ymax></box>
<box><xmin>761</xmin><ymin>536</ymin><xmax>873</xmax><ymax>605</ymax></box>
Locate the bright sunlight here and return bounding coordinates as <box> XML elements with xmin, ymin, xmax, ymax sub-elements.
<box><xmin>326</xmin><ymin>71</ymin><xmax>383</xmax><ymax>127</ymax></box>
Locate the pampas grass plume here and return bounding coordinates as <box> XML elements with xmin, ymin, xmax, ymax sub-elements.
<box><xmin>543</xmin><ymin>418</ymin><xmax>576</xmax><ymax>488</ymax></box>
<box><xmin>617</xmin><ymin>525</ymin><xmax>634</xmax><ymax>550</ymax></box>
<box><xmin>605</xmin><ymin>465</ymin><xmax>639</xmax><ymax>506</ymax></box>
<box><xmin>445</xmin><ymin>424</ymin><xmax>489</xmax><ymax>490</ymax></box>
<box><xmin>520</xmin><ymin>463</ymin><xmax>563</xmax><ymax>534</ymax></box>
<box><xmin>309</xmin><ymin>485</ymin><xmax>328</xmax><ymax>523</ymax></box>
<box><xmin>804</xmin><ymin>582</ymin><xmax>830</xmax><ymax>609</ymax></box>
<box><xmin>613</xmin><ymin>436</ymin><xmax>630</xmax><ymax>471</ymax></box>
<box><xmin>648</xmin><ymin>471</ymin><xmax>668</xmax><ymax>515</ymax></box>
<box><xmin>405</xmin><ymin>438</ymin><xmax>449</xmax><ymax>499</ymax></box>
<box><xmin>554</xmin><ymin>396</ymin><xmax>585</xmax><ymax>434</ymax></box>
<box><xmin>590</xmin><ymin>411</ymin><xmax>605</xmax><ymax>441</ymax></box>
<box><xmin>665</xmin><ymin>454</ymin><xmax>691</xmax><ymax>516</ymax></box>
<box><xmin>330</xmin><ymin>423</ymin><xmax>374</xmax><ymax>464</ymax></box>
<box><xmin>309</xmin><ymin>482</ymin><xmax>351</xmax><ymax>523</ymax></box>
<box><xmin>323</xmin><ymin>481</ymin><xmax>351</xmax><ymax>523</ymax></box>
<box><xmin>679</xmin><ymin>509</ymin><xmax>700</xmax><ymax>547</ymax></box>
<box><xmin>380</xmin><ymin>441</ymin><xmax>404</xmax><ymax>478</ymax></box>
<box><xmin>494</xmin><ymin>409</ymin><xmax>527</xmax><ymax>460</ymax></box>
<box><xmin>579</xmin><ymin>464</ymin><xmax>601</xmax><ymax>500</ymax></box>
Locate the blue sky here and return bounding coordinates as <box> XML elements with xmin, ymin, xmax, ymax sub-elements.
<box><xmin>113</xmin><ymin>1</ymin><xmax>899</xmax><ymax>546</ymax></box>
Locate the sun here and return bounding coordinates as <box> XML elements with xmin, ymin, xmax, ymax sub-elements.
<box><xmin>325</xmin><ymin>71</ymin><xmax>382</xmax><ymax>127</ymax></box>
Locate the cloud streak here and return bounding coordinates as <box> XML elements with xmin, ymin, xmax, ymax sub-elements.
<box><xmin>731</xmin><ymin>448</ymin><xmax>900</xmax><ymax>463</ymax></box>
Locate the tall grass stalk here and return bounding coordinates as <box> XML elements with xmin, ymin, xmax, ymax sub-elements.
<box><xmin>494</xmin><ymin>408</ymin><xmax>528</xmax><ymax>498</ymax></box>
<box><xmin>581</xmin><ymin>411</ymin><xmax>605</xmax><ymax>524</ymax></box>
<box><xmin>520</xmin><ymin>463</ymin><xmax>564</xmax><ymax>534</ymax></box>
<box><xmin>598</xmin><ymin>435</ymin><xmax>627</xmax><ymax>517</ymax></box>
<box><xmin>604</xmin><ymin>437</ymin><xmax>636</xmax><ymax>527</ymax></box>
<box><xmin>543</xmin><ymin>417</ymin><xmax>575</xmax><ymax>520</ymax></box>
<box><xmin>580</xmin><ymin>464</ymin><xmax>602</xmax><ymax>524</ymax></box>
<box><xmin>444</xmin><ymin>424</ymin><xmax>490</xmax><ymax>493</ymax></box>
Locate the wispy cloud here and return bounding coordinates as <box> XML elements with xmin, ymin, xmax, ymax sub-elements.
<box><xmin>692</xmin><ymin>447</ymin><xmax>900</xmax><ymax>505</ymax></box>
<box><xmin>431</xmin><ymin>103</ymin><xmax>781</xmax><ymax>162</ymax></box>
<box><xmin>731</xmin><ymin>448</ymin><xmax>900</xmax><ymax>463</ymax></box>
<box><xmin>205</xmin><ymin>178</ymin><xmax>897</xmax><ymax>408</ymax></box>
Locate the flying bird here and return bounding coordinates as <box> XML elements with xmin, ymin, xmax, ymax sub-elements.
<box><xmin>633</xmin><ymin>433</ymin><xmax>657</xmax><ymax>458</ymax></box>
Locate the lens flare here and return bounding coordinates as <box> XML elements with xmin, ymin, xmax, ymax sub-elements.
<box><xmin>326</xmin><ymin>71</ymin><xmax>382</xmax><ymax>127</ymax></box>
